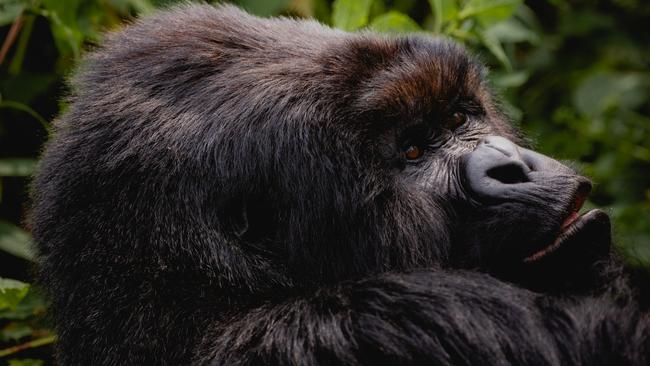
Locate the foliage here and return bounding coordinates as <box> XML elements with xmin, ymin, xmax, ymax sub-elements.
<box><xmin>0</xmin><ymin>279</ymin><xmax>52</xmax><ymax>364</ymax></box>
<box><xmin>0</xmin><ymin>0</ymin><xmax>648</xmax><ymax>363</ymax></box>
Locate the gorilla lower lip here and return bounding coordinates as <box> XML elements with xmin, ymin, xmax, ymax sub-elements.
<box><xmin>524</xmin><ymin>190</ymin><xmax>590</xmax><ymax>262</ymax></box>
<box><xmin>561</xmin><ymin>211</ymin><xmax>580</xmax><ymax>230</ymax></box>
<box><xmin>524</xmin><ymin>209</ymin><xmax>600</xmax><ymax>263</ymax></box>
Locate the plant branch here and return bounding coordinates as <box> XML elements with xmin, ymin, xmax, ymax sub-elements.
<box><xmin>0</xmin><ymin>335</ymin><xmax>56</xmax><ymax>358</ymax></box>
<box><xmin>0</xmin><ymin>14</ymin><xmax>25</xmax><ymax>66</ymax></box>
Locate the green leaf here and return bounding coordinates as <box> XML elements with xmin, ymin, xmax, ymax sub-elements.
<box><xmin>573</xmin><ymin>72</ymin><xmax>648</xmax><ymax>118</ymax></box>
<box><xmin>0</xmin><ymin>159</ymin><xmax>37</xmax><ymax>177</ymax></box>
<box><xmin>459</xmin><ymin>0</ymin><xmax>521</xmax><ymax>27</ymax></box>
<box><xmin>310</xmin><ymin>0</ymin><xmax>331</xmax><ymax>23</ymax></box>
<box><xmin>432</xmin><ymin>0</ymin><xmax>458</xmax><ymax>22</ymax></box>
<box><xmin>234</xmin><ymin>0</ymin><xmax>290</xmax><ymax>17</ymax></box>
<box><xmin>484</xmin><ymin>18</ymin><xmax>539</xmax><ymax>44</ymax></box>
<box><xmin>149</xmin><ymin>0</ymin><xmax>182</xmax><ymax>5</ymax></box>
<box><xmin>0</xmin><ymin>286</ymin><xmax>47</xmax><ymax>320</ymax></box>
<box><xmin>479</xmin><ymin>31</ymin><xmax>512</xmax><ymax>70</ymax></box>
<box><xmin>0</xmin><ymin>0</ymin><xmax>26</xmax><ymax>26</ymax></box>
<box><xmin>1</xmin><ymin>322</ymin><xmax>32</xmax><ymax>341</ymax></box>
<box><xmin>40</xmin><ymin>0</ymin><xmax>84</xmax><ymax>57</ymax></box>
<box><xmin>106</xmin><ymin>0</ymin><xmax>153</xmax><ymax>14</ymax></box>
<box><xmin>0</xmin><ymin>221</ymin><xmax>35</xmax><ymax>261</ymax></box>
<box><xmin>332</xmin><ymin>0</ymin><xmax>373</xmax><ymax>31</ymax></box>
<box><xmin>0</xmin><ymin>279</ymin><xmax>29</xmax><ymax>311</ymax></box>
<box><xmin>369</xmin><ymin>11</ymin><xmax>421</xmax><ymax>34</ymax></box>
<box><xmin>490</xmin><ymin>70</ymin><xmax>529</xmax><ymax>89</ymax></box>
<box><xmin>41</xmin><ymin>0</ymin><xmax>80</xmax><ymax>25</ymax></box>
<box><xmin>126</xmin><ymin>0</ymin><xmax>155</xmax><ymax>15</ymax></box>
<box><xmin>429</xmin><ymin>0</ymin><xmax>458</xmax><ymax>32</ymax></box>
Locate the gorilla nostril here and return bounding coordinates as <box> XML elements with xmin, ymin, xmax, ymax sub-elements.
<box><xmin>487</xmin><ymin>163</ymin><xmax>530</xmax><ymax>184</ymax></box>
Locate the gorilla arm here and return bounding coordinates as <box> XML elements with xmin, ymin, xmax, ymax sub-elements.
<box><xmin>196</xmin><ymin>270</ymin><xmax>649</xmax><ymax>366</ymax></box>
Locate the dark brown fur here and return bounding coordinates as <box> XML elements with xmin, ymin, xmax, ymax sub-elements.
<box><xmin>30</xmin><ymin>4</ymin><xmax>648</xmax><ymax>366</ymax></box>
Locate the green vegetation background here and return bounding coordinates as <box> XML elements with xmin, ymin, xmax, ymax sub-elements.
<box><xmin>0</xmin><ymin>0</ymin><xmax>648</xmax><ymax>364</ymax></box>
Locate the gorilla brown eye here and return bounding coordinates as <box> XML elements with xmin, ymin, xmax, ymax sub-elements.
<box><xmin>447</xmin><ymin>112</ymin><xmax>467</xmax><ymax>129</ymax></box>
<box><xmin>404</xmin><ymin>145</ymin><xmax>424</xmax><ymax>160</ymax></box>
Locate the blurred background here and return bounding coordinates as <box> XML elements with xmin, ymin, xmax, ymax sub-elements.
<box><xmin>0</xmin><ymin>0</ymin><xmax>648</xmax><ymax>364</ymax></box>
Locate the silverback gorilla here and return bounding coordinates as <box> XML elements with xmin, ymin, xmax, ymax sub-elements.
<box><xmin>30</xmin><ymin>4</ymin><xmax>648</xmax><ymax>366</ymax></box>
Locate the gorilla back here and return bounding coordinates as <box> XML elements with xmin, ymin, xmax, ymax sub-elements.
<box><xmin>30</xmin><ymin>4</ymin><xmax>648</xmax><ymax>366</ymax></box>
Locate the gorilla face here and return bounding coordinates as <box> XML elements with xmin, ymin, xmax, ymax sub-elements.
<box><xmin>288</xmin><ymin>36</ymin><xmax>613</xmax><ymax>288</ymax></box>
<box><xmin>366</xmin><ymin>96</ymin><xmax>608</xmax><ymax>270</ymax></box>
<box><xmin>456</xmin><ymin>137</ymin><xmax>611</xmax><ymax>284</ymax></box>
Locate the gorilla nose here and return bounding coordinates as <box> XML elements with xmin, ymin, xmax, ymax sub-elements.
<box><xmin>475</xmin><ymin>136</ymin><xmax>531</xmax><ymax>185</ymax></box>
<box><xmin>463</xmin><ymin>136</ymin><xmax>588</xmax><ymax>200</ymax></box>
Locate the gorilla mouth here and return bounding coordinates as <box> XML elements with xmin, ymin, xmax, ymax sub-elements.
<box><xmin>523</xmin><ymin>194</ymin><xmax>611</xmax><ymax>263</ymax></box>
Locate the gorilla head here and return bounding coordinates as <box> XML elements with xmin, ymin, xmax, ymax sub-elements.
<box><xmin>30</xmin><ymin>5</ymin><xmax>634</xmax><ymax>366</ymax></box>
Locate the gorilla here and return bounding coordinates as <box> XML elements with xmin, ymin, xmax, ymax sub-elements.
<box><xmin>29</xmin><ymin>4</ymin><xmax>648</xmax><ymax>366</ymax></box>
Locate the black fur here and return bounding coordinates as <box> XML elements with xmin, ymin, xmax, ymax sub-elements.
<box><xmin>29</xmin><ymin>4</ymin><xmax>649</xmax><ymax>366</ymax></box>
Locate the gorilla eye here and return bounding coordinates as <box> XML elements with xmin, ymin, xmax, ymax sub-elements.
<box><xmin>446</xmin><ymin>112</ymin><xmax>467</xmax><ymax>130</ymax></box>
<box><xmin>403</xmin><ymin>145</ymin><xmax>424</xmax><ymax>160</ymax></box>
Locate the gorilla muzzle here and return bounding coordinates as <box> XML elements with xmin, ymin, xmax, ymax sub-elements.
<box><xmin>462</xmin><ymin>135</ymin><xmax>611</xmax><ymax>265</ymax></box>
